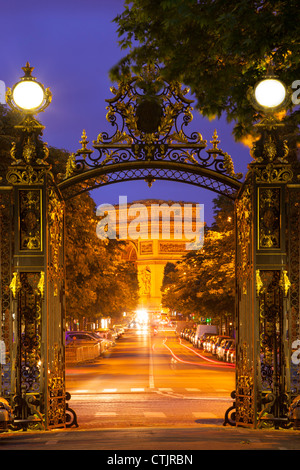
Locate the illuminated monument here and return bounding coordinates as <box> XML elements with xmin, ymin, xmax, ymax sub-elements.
<box><xmin>113</xmin><ymin>199</ymin><xmax>202</xmax><ymax>313</ymax></box>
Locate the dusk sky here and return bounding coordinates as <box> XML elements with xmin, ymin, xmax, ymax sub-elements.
<box><xmin>1</xmin><ymin>0</ymin><xmax>252</xmax><ymax>226</ymax></box>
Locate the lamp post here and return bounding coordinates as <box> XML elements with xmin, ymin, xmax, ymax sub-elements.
<box><xmin>251</xmin><ymin>76</ymin><xmax>289</xmax><ymax>112</ymax></box>
<box><xmin>233</xmin><ymin>70</ymin><xmax>295</xmax><ymax>428</ymax></box>
<box><xmin>5</xmin><ymin>65</ymin><xmax>66</xmax><ymax>430</ymax></box>
<box><xmin>6</xmin><ymin>61</ymin><xmax>52</xmax><ymax>115</ymax></box>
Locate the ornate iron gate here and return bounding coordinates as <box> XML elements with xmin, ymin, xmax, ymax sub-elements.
<box><xmin>0</xmin><ymin>64</ymin><xmax>66</xmax><ymax>430</ymax></box>
<box><xmin>234</xmin><ymin>125</ymin><xmax>300</xmax><ymax>428</ymax></box>
<box><xmin>4</xmin><ymin>161</ymin><xmax>66</xmax><ymax>430</ymax></box>
<box><xmin>0</xmin><ymin>63</ymin><xmax>299</xmax><ymax>431</ymax></box>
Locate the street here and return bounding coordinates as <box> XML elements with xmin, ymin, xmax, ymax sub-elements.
<box><xmin>65</xmin><ymin>327</ymin><xmax>235</xmax><ymax>429</ymax></box>
<box><xmin>2</xmin><ymin>329</ymin><xmax>300</xmax><ymax>451</ymax></box>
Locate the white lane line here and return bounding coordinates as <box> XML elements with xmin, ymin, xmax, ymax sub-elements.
<box><xmin>131</xmin><ymin>388</ymin><xmax>145</xmax><ymax>392</ymax></box>
<box><xmin>186</xmin><ymin>388</ymin><xmax>201</xmax><ymax>392</ymax></box>
<box><xmin>102</xmin><ymin>388</ymin><xmax>117</xmax><ymax>393</ymax></box>
<box><xmin>158</xmin><ymin>387</ymin><xmax>173</xmax><ymax>392</ymax></box>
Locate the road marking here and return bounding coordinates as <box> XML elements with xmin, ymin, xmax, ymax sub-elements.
<box><xmin>131</xmin><ymin>388</ymin><xmax>145</xmax><ymax>392</ymax></box>
<box><xmin>102</xmin><ymin>388</ymin><xmax>117</xmax><ymax>393</ymax></box>
<box><xmin>185</xmin><ymin>388</ymin><xmax>201</xmax><ymax>392</ymax></box>
<box><xmin>149</xmin><ymin>336</ymin><xmax>155</xmax><ymax>389</ymax></box>
<box><xmin>144</xmin><ymin>412</ymin><xmax>166</xmax><ymax>418</ymax></box>
<box><xmin>192</xmin><ymin>412</ymin><xmax>218</xmax><ymax>418</ymax></box>
<box><xmin>95</xmin><ymin>412</ymin><xmax>117</xmax><ymax>416</ymax></box>
<box><xmin>158</xmin><ymin>388</ymin><xmax>173</xmax><ymax>392</ymax></box>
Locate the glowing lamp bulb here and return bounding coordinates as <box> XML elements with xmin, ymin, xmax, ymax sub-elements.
<box><xmin>12</xmin><ymin>80</ymin><xmax>44</xmax><ymax>111</ymax></box>
<box><xmin>254</xmin><ymin>78</ymin><xmax>286</xmax><ymax>109</ymax></box>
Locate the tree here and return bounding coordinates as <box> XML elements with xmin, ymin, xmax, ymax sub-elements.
<box><xmin>0</xmin><ymin>104</ymin><xmax>139</xmax><ymax>327</ymax></box>
<box><xmin>161</xmin><ymin>195</ymin><xmax>235</xmax><ymax>326</ymax></box>
<box><xmin>112</xmin><ymin>0</ymin><xmax>300</xmax><ymax>140</ymax></box>
<box><xmin>65</xmin><ymin>192</ymin><xmax>139</xmax><ymax>326</ymax></box>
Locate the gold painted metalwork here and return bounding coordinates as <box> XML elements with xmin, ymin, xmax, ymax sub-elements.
<box><xmin>235</xmin><ymin>342</ymin><xmax>255</xmax><ymax>426</ymax></box>
<box><xmin>22</xmin><ymin>136</ymin><xmax>37</xmax><ymax>164</ymax></box>
<box><xmin>256</xmin><ymin>269</ymin><xmax>264</xmax><ymax>296</ymax></box>
<box><xmin>62</xmin><ymin>64</ymin><xmax>242</xmax><ymax>198</ymax></box>
<box><xmin>258</xmin><ymin>187</ymin><xmax>280</xmax><ymax>249</ymax></box>
<box><xmin>235</xmin><ymin>184</ymin><xmax>252</xmax><ymax>294</ymax></box>
<box><xmin>18</xmin><ymin>272</ymin><xmax>42</xmax><ymax>395</ymax></box>
<box><xmin>6</xmin><ymin>165</ymin><xmax>48</xmax><ymax>185</ymax></box>
<box><xmin>77</xmin><ymin>129</ymin><xmax>93</xmax><ymax>157</ymax></box>
<box><xmin>37</xmin><ymin>271</ymin><xmax>45</xmax><ymax>298</ymax></box>
<box><xmin>48</xmin><ymin>188</ymin><xmax>64</xmax><ymax>296</ymax></box>
<box><xmin>6</xmin><ymin>62</ymin><xmax>52</xmax><ymax>116</ymax></box>
<box><xmin>19</xmin><ymin>190</ymin><xmax>42</xmax><ymax>251</ymax></box>
<box><xmin>279</xmin><ymin>270</ymin><xmax>291</xmax><ymax>297</ymax></box>
<box><xmin>253</xmin><ymin>164</ymin><xmax>293</xmax><ymax>184</ymax></box>
<box><xmin>36</xmin><ymin>142</ymin><xmax>50</xmax><ymax>166</ymax></box>
<box><xmin>47</xmin><ymin>344</ymin><xmax>65</xmax><ymax>428</ymax></box>
<box><xmin>257</xmin><ymin>271</ymin><xmax>283</xmax><ymax>395</ymax></box>
<box><xmin>9</xmin><ymin>272</ymin><xmax>22</xmax><ymax>299</ymax></box>
<box><xmin>65</xmin><ymin>153</ymin><xmax>77</xmax><ymax>178</ymax></box>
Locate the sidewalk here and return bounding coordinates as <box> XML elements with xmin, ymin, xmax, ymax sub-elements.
<box><xmin>1</xmin><ymin>424</ymin><xmax>300</xmax><ymax>451</ymax></box>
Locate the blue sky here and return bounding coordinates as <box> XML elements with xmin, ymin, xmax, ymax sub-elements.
<box><xmin>1</xmin><ymin>0</ymin><xmax>252</xmax><ymax>226</ymax></box>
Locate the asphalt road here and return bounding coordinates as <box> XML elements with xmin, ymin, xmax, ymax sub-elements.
<box><xmin>2</xmin><ymin>328</ymin><xmax>300</xmax><ymax>452</ymax></box>
<box><xmin>64</xmin><ymin>328</ymin><xmax>235</xmax><ymax>429</ymax></box>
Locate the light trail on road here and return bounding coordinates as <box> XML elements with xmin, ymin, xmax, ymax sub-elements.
<box><xmin>162</xmin><ymin>336</ymin><xmax>235</xmax><ymax>369</ymax></box>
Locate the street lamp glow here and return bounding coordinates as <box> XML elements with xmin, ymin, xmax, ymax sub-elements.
<box><xmin>254</xmin><ymin>78</ymin><xmax>286</xmax><ymax>109</ymax></box>
<box><xmin>136</xmin><ymin>309</ymin><xmax>148</xmax><ymax>324</ymax></box>
<box><xmin>12</xmin><ymin>80</ymin><xmax>45</xmax><ymax>111</ymax></box>
<box><xmin>6</xmin><ymin>63</ymin><xmax>52</xmax><ymax>116</ymax></box>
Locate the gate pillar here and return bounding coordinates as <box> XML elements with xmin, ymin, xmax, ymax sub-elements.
<box><xmin>235</xmin><ymin>124</ymin><xmax>299</xmax><ymax>428</ymax></box>
<box><xmin>1</xmin><ymin>64</ymin><xmax>66</xmax><ymax>430</ymax></box>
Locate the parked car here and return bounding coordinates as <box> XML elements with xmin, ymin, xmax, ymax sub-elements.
<box><xmin>211</xmin><ymin>336</ymin><xmax>231</xmax><ymax>355</ymax></box>
<box><xmin>66</xmin><ymin>331</ymin><xmax>102</xmax><ymax>345</ymax></box>
<box><xmin>113</xmin><ymin>325</ymin><xmax>125</xmax><ymax>337</ymax></box>
<box><xmin>205</xmin><ymin>336</ymin><xmax>218</xmax><ymax>353</ymax></box>
<box><xmin>196</xmin><ymin>332</ymin><xmax>217</xmax><ymax>349</ymax></box>
<box><xmin>189</xmin><ymin>328</ymin><xmax>196</xmax><ymax>344</ymax></box>
<box><xmin>183</xmin><ymin>328</ymin><xmax>190</xmax><ymax>340</ymax></box>
<box><xmin>217</xmin><ymin>338</ymin><xmax>234</xmax><ymax>361</ymax></box>
<box><xmin>226</xmin><ymin>340</ymin><xmax>236</xmax><ymax>363</ymax></box>
<box><xmin>95</xmin><ymin>328</ymin><xmax>117</xmax><ymax>344</ymax></box>
<box><xmin>180</xmin><ymin>328</ymin><xmax>186</xmax><ymax>339</ymax></box>
<box><xmin>182</xmin><ymin>328</ymin><xmax>193</xmax><ymax>341</ymax></box>
<box><xmin>203</xmin><ymin>334</ymin><xmax>218</xmax><ymax>351</ymax></box>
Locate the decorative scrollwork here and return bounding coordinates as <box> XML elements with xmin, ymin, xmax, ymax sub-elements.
<box><xmin>9</xmin><ymin>272</ymin><xmax>22</xmax><ymax>299</ymax></box>
<box><xmin>48</xmin><ymin>187</ymin><xmax>64</xmax><ymax>296</ymax></box>
<box><xmin>61</xmin><ymin>64</ymin><xmax>242</xmax><ymax>191</ymax></box>
<box><xmin>61</xmin><ymin>165</ymin><xmax>240</xmax><ymax>201</ymax></box>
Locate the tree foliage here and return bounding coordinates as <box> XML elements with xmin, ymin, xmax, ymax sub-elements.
<box><xmin>0</xmin><ymin>104</ymin><xmax>139</xmax><ymax>326</ymax></box>
<box><xmin>65</xmin><ymin>193</ymin><xmax>139</xmax><ymax>323</ymax></box>
<box><xmin>161</xmin><ymin>195</ymin><xmax>235</xmax><ymax>323</ymax></box>
<box><xmin>112</xmin><ymin>0</ymin><xmax>300</xmax><ymax>140</ymax></box>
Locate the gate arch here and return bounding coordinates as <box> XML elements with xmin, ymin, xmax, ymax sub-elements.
<box><xmin>57</xmin><ymin>63</ymin><xmax>242</xmax><ymax>200</ymax></box>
